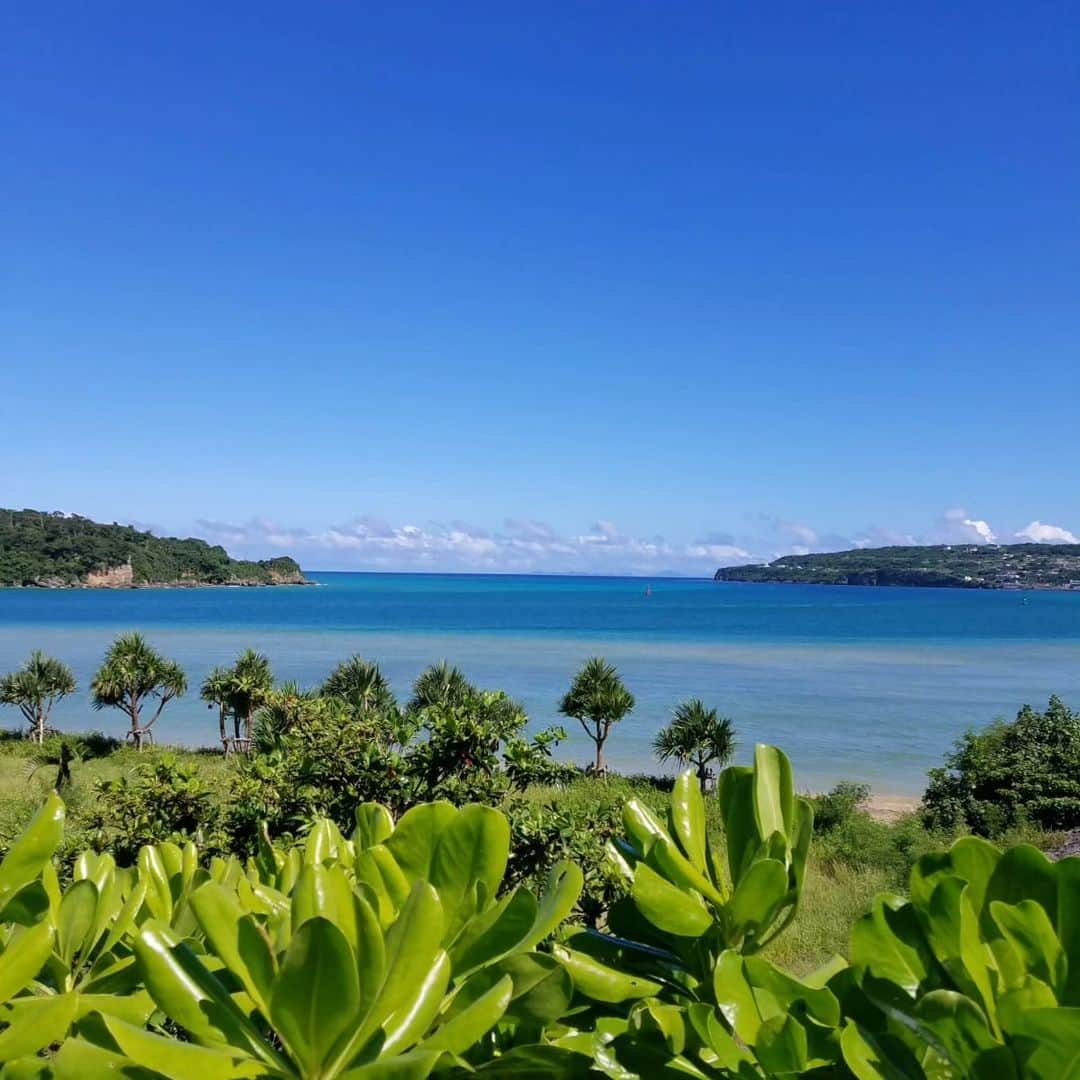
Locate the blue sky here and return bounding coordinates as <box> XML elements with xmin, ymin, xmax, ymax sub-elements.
<box><xmin>4</xmin><ymin>3</ymin><xmax>1078</xmax><ymax>573</ymax></box>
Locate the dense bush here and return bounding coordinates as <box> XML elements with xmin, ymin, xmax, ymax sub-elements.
<box><xmin>1</xmin><ymin>747</ymin><xmax>1077</xmax><ymax>1077</ymax></box>
<box><xmin>923</xmin><ymin>695</ymin><xmax>1080</xmax><ymax>834</ymax></box>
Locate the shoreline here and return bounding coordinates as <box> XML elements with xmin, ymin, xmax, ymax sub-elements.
<box><xmin>865</xmin><ymin>793</ymin><xmax>919</xmax><ymax>822</ymax></box>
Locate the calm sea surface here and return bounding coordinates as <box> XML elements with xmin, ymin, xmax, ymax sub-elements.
<box><xmin>2</xmin><ymin>573</ymin><xmax>1079</xmax><ymax>795</ymax></box>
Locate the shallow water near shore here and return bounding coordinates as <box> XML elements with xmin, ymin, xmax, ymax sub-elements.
<box><xmin>1</xmin><ymin>572</ymin><xmax>1079</xmax><ymax>795</ymax></box>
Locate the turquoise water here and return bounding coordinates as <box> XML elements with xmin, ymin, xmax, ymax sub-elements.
<box><xmin>1</xmin><ymin>573</ymin><xmax>1079</xmax><ymax>795</ymax></box>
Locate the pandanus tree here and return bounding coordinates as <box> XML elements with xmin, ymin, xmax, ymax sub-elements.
<box><xmin>199</xmin><ymin>665</ymin><xmax>233</xmax><ymax>748</ymax></box>
<box><xmin>90</xmin><ymin>633</ymin><xmax>186</xmax><ymax>749</ymax></box>
<box><xmin>653</xmin><ymin>698</ymin><xmax>736</xmax><ymax>791</ymax></box>
<box><xmin>225</xmin><ymin>648</ymin><xmax>274</xmax><ymax>742</ymax></box>
<box><xmin>559</xmin><ymin>656</ymin><xmax>634</xmax><ymax>773</ymax></box>
<box><xmin>322</xmin><ymin>654</ymin><xmax>397</xmax><ymax>713</ymax></box>
<box><xmin>0</xmin><ymin>650</ymin><xmax>76</xmax><ymax>743</ymax></box>
<box><xmin>409</xmin><ymin>660</ymin><xmax>473</xmax><ymax>712</ymax></box>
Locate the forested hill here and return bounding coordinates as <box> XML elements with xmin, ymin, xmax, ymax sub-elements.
<box><xmin>0</xmin><ymin>509</ymin><xmax>308</xmax><ymax>587</ymax></box>
<box><xmin>715</xmin><ymin>543</ymin><xmax>1080</xmax><ymax>590</ymax></box>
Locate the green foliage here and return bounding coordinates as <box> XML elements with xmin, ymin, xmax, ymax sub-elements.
<box><xmin>0</xmin><ymin>507</ymin><xmax>306</xmax><ymax>586</ymax></box>
<box><xmin>322</xmin><ymin>654</ymin><xmax>398</xmax><ymax>714</ymax></box>
<box><xmin>0</xmin><ymin>652</ymin><xmax>77</xmax><ymax>744</ymax></box>
<box><xmin>652</xmin><ymin>699</ymin><xmax>736</xmax><ymax>790</ymax></box>
<box><xmin>89</xmin><ymin>754</ymin><xmax>227</xmax><ymax>864</ymax></box>
<box><xmin>90</xmin><ymin>633</ymin><xmax>187</xmax><ymax>750</ymax></box>
<box><xmin>1</xmin><ymin>747</ymin><xmax>1079</xmax><ymax>1077</ymax></box>
<box><xmin>0</xmin><ymin>789</ymin><xmax>584</xmax><ymax>1078</ymax></box>
<box><xmin>200</xmin><ymin>651</ymin><xmax>275</xmax><ymax>746</ymax></box>
<box><xmin>717</xmin><ymin>541</ymin><xmax>1080</xmax><ymax>589</ymax></box>
<box><xmin>923</xmin><ymin>695</ymin><xmax>1080</xmax><ymax>833</ymax></box>
<box><xmin>559</xmin><ymin>658</ymin><xmax>635</xmax><ymax>773</ymax></box>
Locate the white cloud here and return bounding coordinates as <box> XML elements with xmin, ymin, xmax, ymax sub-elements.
<box><xmin>936</xmin><ymin>508</ymin><xmax>996</xmax><ymax>545</ymax></box>
<box><xmin>191</xmin><ymin>515</ymin><xmax>758</xmax><ymax>575</ymax></box>
<box><xmin>1015</xmin><ymin>520</ymin><xmax>1080</xmax><ymax>544</ymax></box>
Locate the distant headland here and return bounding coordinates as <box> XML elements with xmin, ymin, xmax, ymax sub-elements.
<box><xmin>0</xmin><ymin>508</ymin><xmax>308</xmax><ymax>588</ymax></box>
<box><xmin>715</xmin><ymin>543</ymin><xmax>1080</xmax><ymax>590</ymax></box>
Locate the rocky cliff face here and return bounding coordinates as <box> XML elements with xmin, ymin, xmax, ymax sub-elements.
<box><xmin>83</xmin><ymin>562</ymin><xmax>135</xmax><ymax>588</ymax></box>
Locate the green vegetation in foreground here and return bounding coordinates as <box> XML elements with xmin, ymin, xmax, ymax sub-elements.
<box><xmin>0</xmin><ymin>748</ymin><xmax>1076</xmax><ymax>1077</ymax></box>
<box><xmin>716</xmin><ymin>541</ymin><xmax>1080</xmax><ymax>589</ymax></box>
<box><xmin>0</xmin><ymin>507</ymin><xmax>307</xmax><ymax>586</ymax></box>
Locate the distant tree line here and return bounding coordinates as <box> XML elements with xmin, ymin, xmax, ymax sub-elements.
<box><xmin>0</xmin><ymin>508</ymin><xmax>304</xmax><ymax>586</ymax></box>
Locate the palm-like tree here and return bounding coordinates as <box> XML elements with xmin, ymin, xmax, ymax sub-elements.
<box><xmin>200</xmin><ymin>666</ymin><xmax>234</xmax><ymax>749</ymax></box>
<box><xmin>653</xmin><ymin>699</ymin><xmax>735</xmax><ymax>791</ymax></box>
<box><xmin>559</xmin><ymin>657</ymin><xmax>634</xmax><ymax>774</ymax></box>
<box><xmin>322</xmin><ymin>655</ymin><xmax>396</xmax><ymax>713</ymax></box>
<box><xmin>90</xmin><ymin>633</ymin><xmax>186</xmax><ymax>749</ymax></box>
<box><xmin>0</xmin><ymin>651</ymin><xmax>76</xmax><ymax>743</ymax></box>
<box><xmin>409</xmin><ymin>661</ymin><xmax>473</xmax><ymax>712</ymax></box>
<box><xmin>227</xmin><ymin>650</ymin><xmax>274</xmax><ymax>742</ymax></box>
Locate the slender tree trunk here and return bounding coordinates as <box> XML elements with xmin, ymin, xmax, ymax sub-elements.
<box><xmin>219</xmin><ymin>705</ymin><xmax>228</xmax><ymax>748</ymax></box>
<box><xmin>34</xmin><ymin>707</ymin><xmax>45</xmax><ymax>744</ymax></box>
<box><xmin>697</xmin><ymin>760</ymin><xmax>709</xmax><ymax>793</ymax></box>
<box><xmin>594</xmin><ymin>721</ymin><xmax>605</xmax><ymax>773</ymax></box>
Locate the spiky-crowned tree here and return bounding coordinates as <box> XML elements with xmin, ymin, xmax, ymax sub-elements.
<box><xmin>90</xmin><ymin>633</ymin><xmax>186</xmax><ymax>749</ymax></box>
<box><xmin>226</xmin><ymin>649</ymin><xmax>274</xmax><ymax>742</ymax></box>
<box><xmin>200</xmin><ymin>665</ymin><xmax>233</xmax><ymax>748</ymax></box>
<box><xmin>653</xmin><ymin>699</ymin><xmax>735</xmax><ymax>791</ymax></box>
<box><xmin>0</xmin><ymin>651</ymin><xmax>76</xmax><ymax>743</ymax></box>
<box><xmin>559</xmin><ymin>657</ymin><xmax>634</xmax><ymax>774</ymax></box>
<box><xmin>322</xmin><ymin>655</ymin><xmax>396</xmax><ymax>713</ymax></box>
<box><xmin>408</xmin><ymin>660</ymin><xmax>473</xmax><ymax>712</ymax></box>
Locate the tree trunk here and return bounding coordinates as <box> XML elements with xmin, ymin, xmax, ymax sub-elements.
<box><xmin>594</xmin><ymin>724</ymin><xmax>605</xmax><ymax>773</ymax></box>
<box><xmin>219</xmin><ymin>705</ymin><xmax>227</xmax><ymax>748</ymax></box>
<box><xmin>697</xmin><ymin>761</ymin><xmax>709</xmax><ymax>793</ymax></box>
<box><xmin>34</xmin><ymin>708</ymin><xmax>45</xmax><ymax>744</ymax></box>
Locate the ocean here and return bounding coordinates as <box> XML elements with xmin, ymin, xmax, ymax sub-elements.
<box><xmin>1</xmin><ymin>572</ymin><xmax>1079</xmax><ymax>795</ymax></box>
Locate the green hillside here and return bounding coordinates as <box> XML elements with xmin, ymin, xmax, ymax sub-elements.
<box><xmin>0</xmin><ymin>508</ymin><xmax>307</xmax><ymax>587</ymax></box>
<box><xmin>715</xmin><ymin>543</ymin><xmax>1080</xmax><ymax>589</ymax></box>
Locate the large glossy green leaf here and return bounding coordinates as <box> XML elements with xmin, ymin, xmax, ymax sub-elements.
<box><xmin>99</xmin><ymin>1013</ymin><xmax>266</xmax><ymax>1080</ymax></box>
<box><xmin>493</xmin><ymin>952</ymin><xmax>574</xmax><ymax>1023</ymax></box>
<box><xmin>648</xmin><ymin>836</ymin><xmax>724</xmax><ymax>907</ymax></box>
<box><xmin>384</xmin><ymin>803</ymin><xmax>457</xmax><ymax>884</ymax></box>
<box><xmin>851</xmin><ymin>895</ymin><xmax>931</xmax><ymax>994</ymax></box>
<box><xmin>305</xmin><ymin>818</ymin><xmax>348</xmax><ymax>866</ymax></box>
<box><xmin>449</xmin><ymin>887</ymin><xmax>537</xmax><ymax>975</ymax></box>
<box><xmin>913</xmin><ymin>989</ymin><xmax>998</xmax><ymax>1072</ymax></box>
<box><xmin>190</xmin><ymin>880</ymin><xmax>276</xmax><ymax>1013</ymax></box>
<box><xmin>631</xmin><ymin>862</ymin><xmax>712</xmax><ymax>937</ymax></box>
<box><xmin>51</xmin><ymin>1035</ymin><xmax>161</xmax><ymax>1079</ymax></box>
<box><xmin>755</xmin><ymin>1013</ymin><xmax>808</xmax><ymax>1076</ymax></box>
<box><xmin>841</xmin><ymin>1021</ymin><xmax>926</xmax><ymax>1080</ymax></box>
<box><xmin>134</xmin><ymin>921</ymin><xmax>286</xmax><ymax>1071</ymax></box>
<box><xmin>1059</xmin><ymin>856</ymin><xmax>1080</xmax><ymax>1005</ymax></box>
<box><xmin>57</xmin><ymin>878</ymin><xmax>98</xmax><ymax>968</ymax></box>
<box><xmin>990</xmin><ymin>898</ymin><xmax>1065</xmax><ymax>993</ymax></box>
<box><xmin>379</xmin><ymin>949</ymin><xmax>450</xmax><ymax>1057</ymax></box>
<box><xmin>0</xmin><ymin>991</ymin><xmax>78</xmax><ymax>1060</ymax></box>
<box><xmin>339</xmin><ymin>1051</ymin><xmax>442</xmax><ymax>1079</ymax></box>
<box><xmin>726</xmin><ymin>857</ymin><xmax>788</xmax><ymax>939</ymax></box>
<box><xmin>137</xmin><ymin>845</ymin><xmax>173</xmax><ymax>924</ymax></box>
<box><xmin>996</xmin><ymin>975</ymin><xmax>1057</xmax><ymax>1032</ymax></box>
<box><xmin>712</xmin><ymin>950</ymin><xmax>762</xmax><ymax>1044</ymax></box>
<box><xmin>329</xmin><ymin>883</ymin><xmax>444</xmax><ymax>1071</ymax></box>
<box><xmin>668</xmin><ymin>772</ymin><xmax>706</xmax><ymax>873</ymax></box>
<box><xmin>354</xmin><ymin>804</ymin><xmax>395</xmax><ymax>851</ymax></box>
<box><xmin>752</xmin><ymin>744</ymin><xmax>794</xmax><ymax>842</ymax></box>
<box><xmin>744</xmin><ymin>954</ymin><xmax>841</xmax><ymax>1026</ymax></box>
<box><xmin>984</xmin><ymin>845</ymin><xmax>1058</xmax><ymax>927</ymax></box>
<box><xmin>0</xmin><ymin>918</ymin><xmax>54</xmax><ymax>1005</ymax></box>
<box><xmin>430</xmin><ymin>805</ymin><xmax>510</xmax><ymax>938</ymax></box>
<box><xmin>519</xmin><ymin>861</ymin><xmax>583</xmax><ymax>952</ymax></box>
<box><xmin>420</xmin><ymin>973</ymin><xmax>512</xmax><ymax>1054</ymax></box>
<box><xmin>1005</xmin><ymin>1006</ymin><xmax>1080</xmax><ymax>1080</ymax></box>
<box><xmin>0</xmin><ymin>794</ymin><xmax>64</xmax><ymax>910</ymax></box>
<box><xmin>621</xmin><ymin>799</ymin><xmax>670</xmax><ymax>859</ymax></box>
<box><xmin>716</xmin><ymin>765</ymin><xmax>756</xmax><ymax>883</ymax></box>
<box><xmin>551</xmin><ymin>944</ymin><xmax>662</xmax><ymax>1003</ymax></box>
<box><xmin>270</xmin><ymin>915</ymin><xmax>361</xmax><ymax>1074</ymax></box>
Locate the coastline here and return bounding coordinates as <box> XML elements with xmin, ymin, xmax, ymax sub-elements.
<box><xmin>866</xmin><ymin>793</ymin><xmax>919</xmax><ymax>822</ymax></box>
